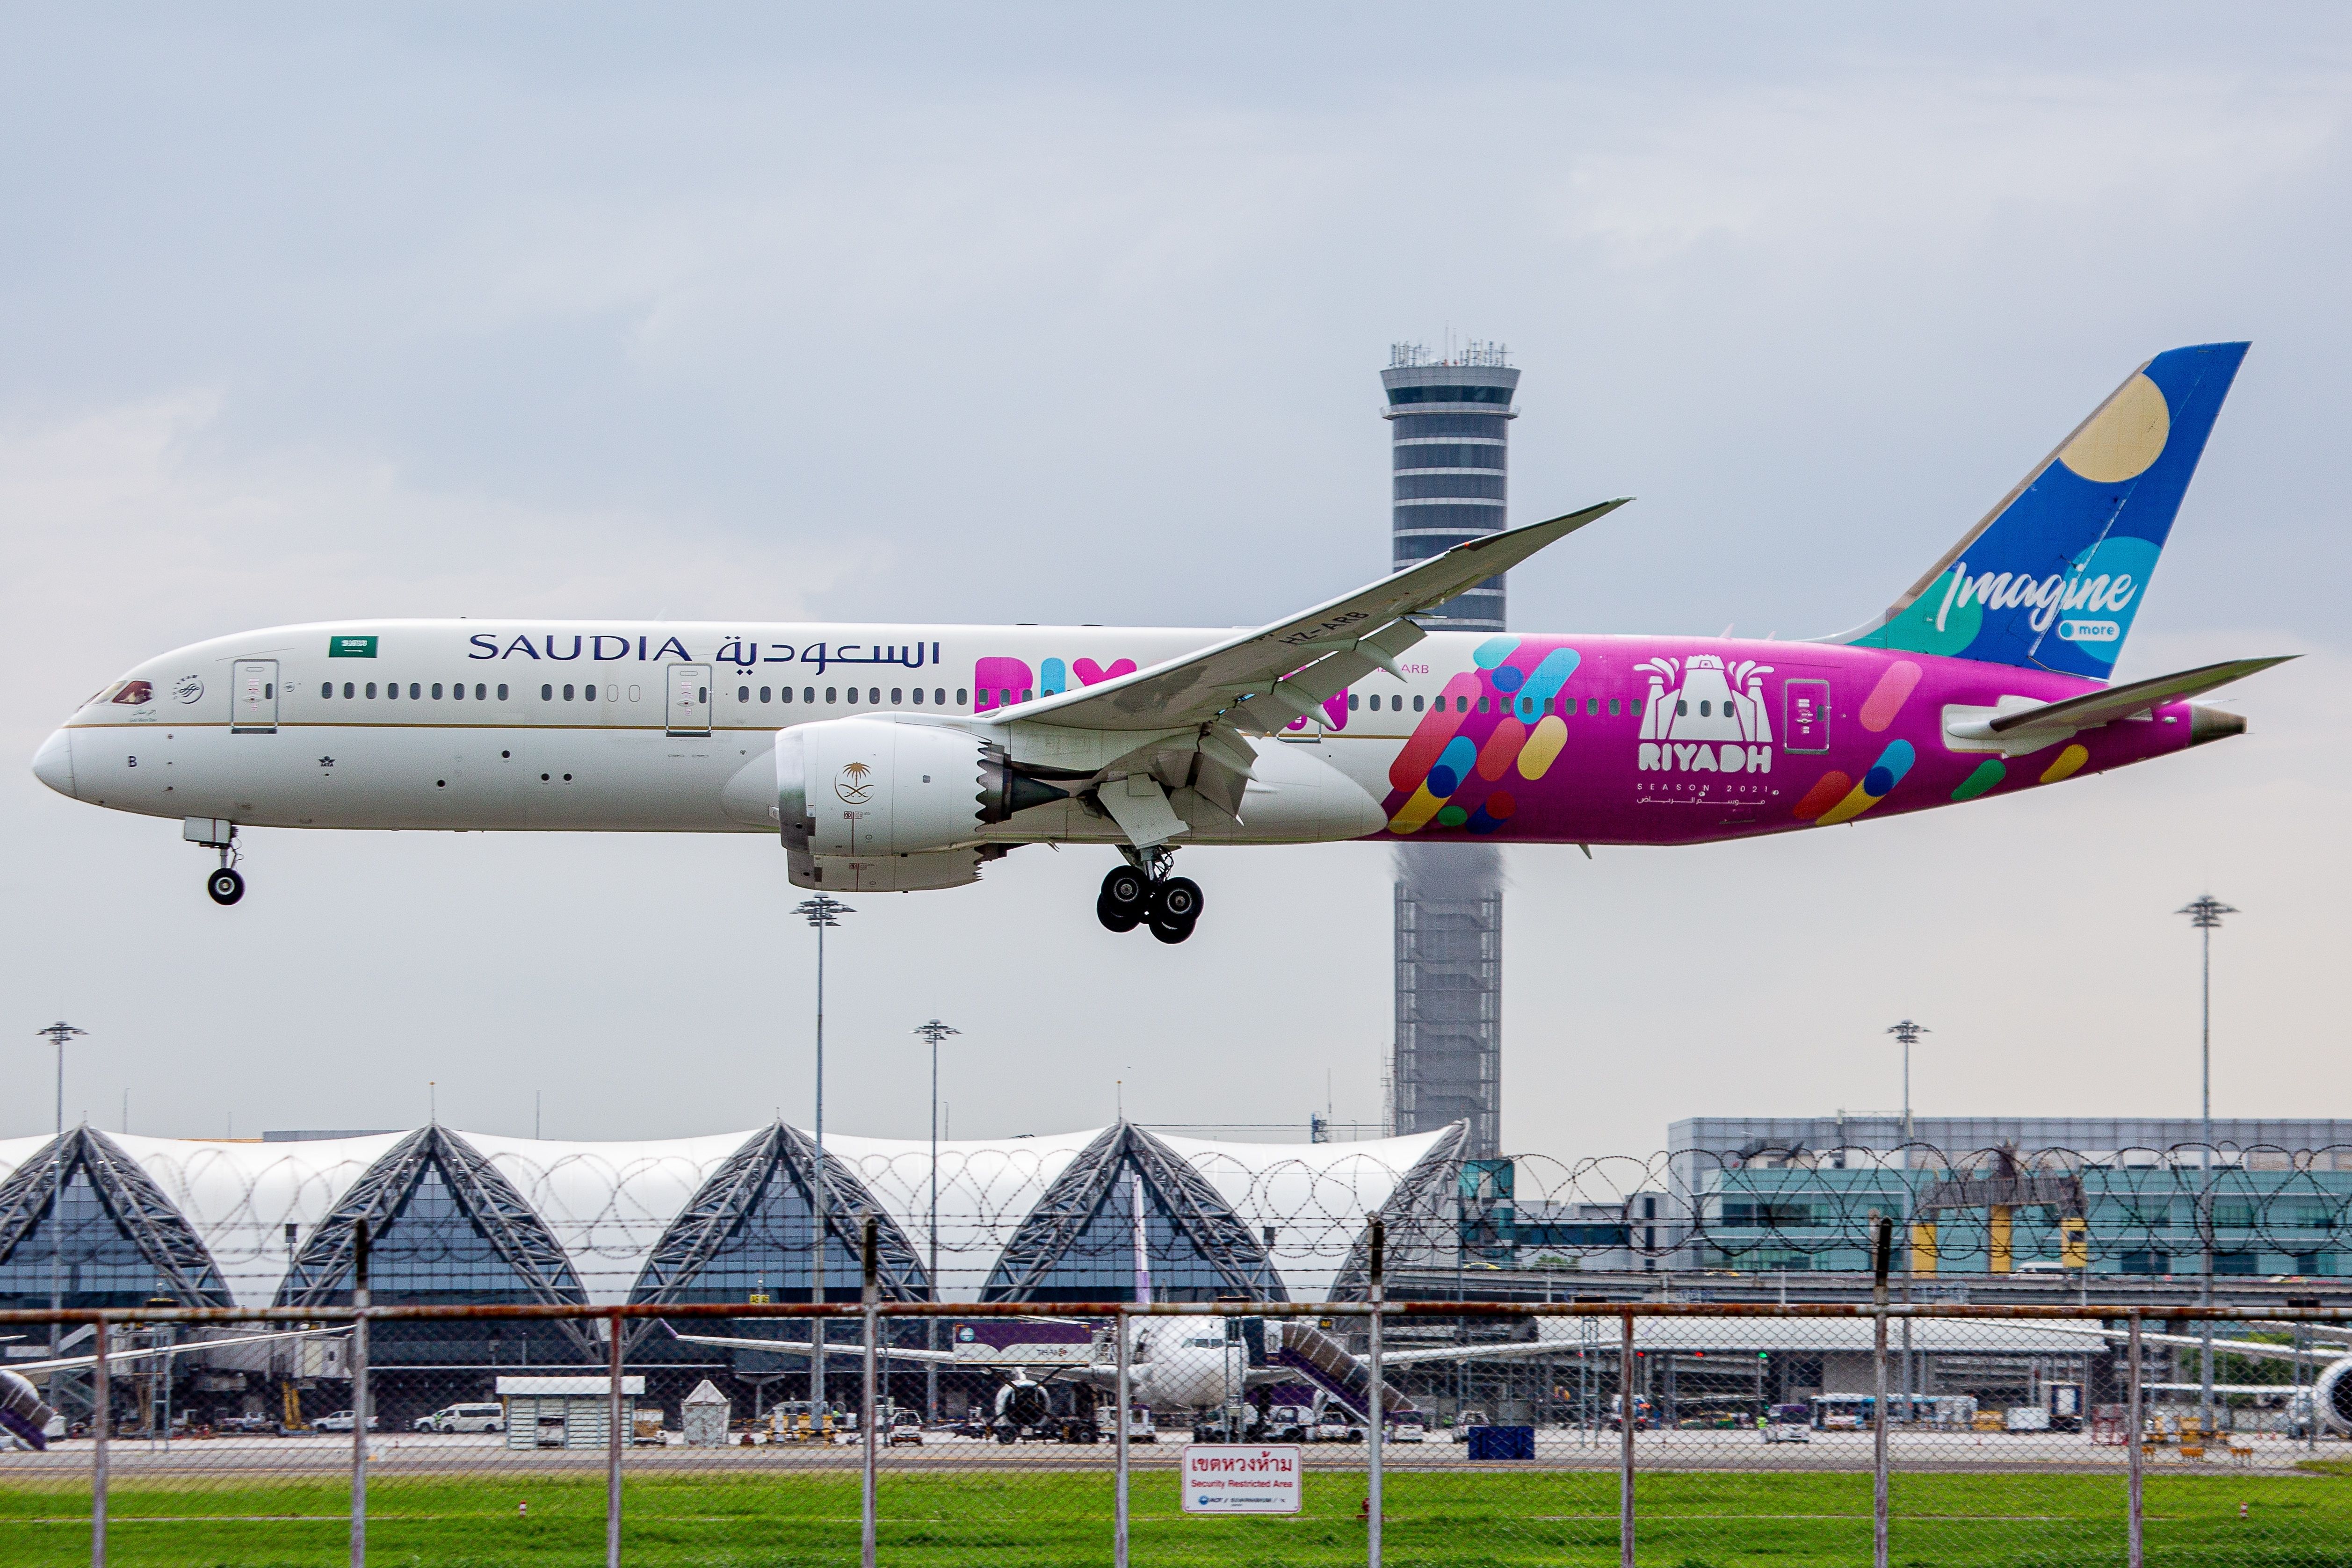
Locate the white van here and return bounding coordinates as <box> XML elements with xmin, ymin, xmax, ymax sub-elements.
<box><xmin>420</xmin><ymin>1402</ymin><xmax>505</xmax><ymax>1434</ymax></box>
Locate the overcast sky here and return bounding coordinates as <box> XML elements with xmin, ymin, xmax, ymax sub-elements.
<box><xmin>3</xmin><ymin>6</ymin><xmax>2347</xmax><ymax>1166</ymax></box>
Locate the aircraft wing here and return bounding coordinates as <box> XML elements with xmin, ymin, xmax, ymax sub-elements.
<box><xmin>2007</xmin><ymin>1322</ymin><xmax>2342</xmax><ymax>1365</ymax></box>
<box><xmin>989</xmin><ymin>501</ymin><xmax>1628</xmax><ymax>737</ymax></box>
<box><xmin>1359</xmin><ymin>1338</ymin><xmax>1583</xmax><ymax>1370</ymax></box>
<box><xmin>1946</xmin><ymin>656</ymin><xmax>2293</xmax><ymax>748</ymax></box>
<box><xmin>666</xmin><ymin>1328</ymin><xmax>960</xmax><ymax>1365</ymax></box>
<box><xmin>11</xmin><ymin>1325</ymin><xmax>347</xmax><ymax>1377</ymax></box>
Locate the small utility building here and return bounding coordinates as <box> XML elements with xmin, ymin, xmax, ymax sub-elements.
<box><xmin>497</xmin><ymin>1376</ymin><xmax>645</xmax><ymax>1450</ymax></box>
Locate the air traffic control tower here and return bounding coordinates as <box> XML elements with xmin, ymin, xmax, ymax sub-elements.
<box><xmin>1382</xmin><ymin>343</ymin><xmax>1516</xmax><ymax>1160</ymax></box>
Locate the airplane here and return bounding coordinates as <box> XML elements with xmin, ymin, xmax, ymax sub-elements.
<box><xmin>0</xmin><ymin>1325</ymin><xmax>348</xmax><ymax>1450</ymax></box>
<box><xmin>2036</xmin><ymin>1320</ymin><xmax>2352</xmax><ymax>1436</ymax></box>
<box><xmin>668</xmin><ymin>1176</ymin><xmax>1522</xmax><ymax>1432</ymax></box>
<box><xmin>34</xmin><ymin>343</ymin><xmax>2284</xmax><ymax>942</ymax></box>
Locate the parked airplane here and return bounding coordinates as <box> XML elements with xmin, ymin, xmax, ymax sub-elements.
<box><xmin>669</xmin><ymin>1177</ymin><xmax>1494</xmax><ymax>1423</ymax></box>
<box><xmin>35</xmin><ymin>343</ymin><xmax>2281</xmax><ymax>940</ymax></box>
<box><xmin>2045</xmin><ymin>1321</ymin><xmax>2352</xmax><ymax>1436</ymax></box>
<box><xmin>667</xmin><ymin>1312</ymin><xmax>1515</xmax><ymax>1430</ymax></box>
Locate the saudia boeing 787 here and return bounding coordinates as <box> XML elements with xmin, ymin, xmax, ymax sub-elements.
<box><xmin>34</xmin><ymin>343</ymin><xmax>2284</xmax><ymax>942</ymax></box>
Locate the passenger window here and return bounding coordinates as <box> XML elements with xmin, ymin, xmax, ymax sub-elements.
<box><xmin>1020</xmin><ymin>689</ymin><xmax>1031</xmax><ymax>702</ymax></box>
<box><xmin>756</xmin><ymin>686</ymin><xmax>768</xmax><ymax>703</ymax></box>
<box><xmin>1457</xmin><ymin>696</ymin><xmax>1469</xmax><ymax>712</ymax></box>
<box><xmin>343</xmin><ymin>682</ymin><xmax>355</xmax><ymax>699</ymax></box>
<box><xmin>1412</xmin><ymin>695</ymin><xmax>1425</xmax><ymax>711</ymax></box>
<box><xmin>564</xmin><ymin>684</ymin><xmax>576</xmax><ymax>701</ymax></box>
<box><xmin>386</xmin><ymin>683</ymin><xmax>399</xmax><ymax>701</ymax></box>
<box><xmin>1676</xmin><ymin>700</ymin><xmax>1688</xmax><ymax>715</ymax></box>
<box><xmin>1479</xmin><ymin>696</ymin><xmax>1491</xmax><ymax>714</ymax></box>
<box><xmin>476</xmin><ymin>684</ymin><xmax>487</xmax><ymax>701</ymax></box>
<box><xmin>738</xmin><ymin>685</ymin><xmax>750</xmax><ymax>704</ymax></box>
<box><xmin>367</xmin><ymin>683</ymin><xmax>378</xmax><ymax>699</ymax></box>
<box><xmin>409</xmin><ymin>683</ymin><xmax>420</xmax><ymax>699</ymax></box>
<box><xmin>934</xmin><ymin>688</ymin><xmax>945</xmax><ymax>705</ymax></box>
<box><xmin>697</xmin><ymin>686</ymin><xmax>708</xmax><ymax>703</ymax></box>
<box><xmin>432</xmin><ymin>683</ymin><xmax>443</xmax><ymax>700</ymax></box>
<box><xmin>891</xmin><ymin>688</ymin><xmax>903</xmax><ymax>704</ymax></box>
<box><xmin>1589</xmin><ymin>697</ymin><xmax>1600</xmax><ymax>715</ymax></box>
<box><xmin>1633</xmin><ymin>699</ymin><xmax>1643</xmax><ymax>715</ymax></box>
<box><xmin>956</xmin><ymin>688</ymin><xmax>969</xmax><ymax>705</ymax></box>
<box><xmin>826</xmin><ymin>687</ymin><xmax>838</xmax><ymax>704</ymax></box>
<box><xmin>847</xmin><ymin>687</ymin><xmax>859</xmax><ymax>705</ymax></box>
<box><xmin>541</xmin><ymin>684</ymin><xmax>553</xmax><ymax>701</ymax></box>
<box><xmin>320</xmin><ymin>682</ymin><xmax>332</xmax><ymax>698</ymax></box>
<box><xmin>1347</xmin><ymin>694</ymin><xmax>1359</xmax><ymax>710</ymax></box>
<box><xmin>780</xmin><ymin>686</ymin><xmax>793</xmax><ymax>704</ymax></box>
<box><xmin>911</xmin><ymin>688</ymin><xmax>924</xmax><ymax>705</ymax></box>
<box><xmin>451</xmin><ymin>683</ymin><xmax>463</xmax><ymax>701</ymax></box>
<box><xmin>1699</xmin><ymin>700</ymin><xmax>1711</xmax><ymax>717</ymax></box>
<box><xmin>497</xmin><ymin>684</ymin><xmax>508</xmax><ymax>701</ymax></box>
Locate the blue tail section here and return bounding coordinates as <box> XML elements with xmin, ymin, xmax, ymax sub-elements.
<box><xmin>1841</xmin><ymin>342</ymin><xmax>2248</xmax><ymax>676</ymax></box>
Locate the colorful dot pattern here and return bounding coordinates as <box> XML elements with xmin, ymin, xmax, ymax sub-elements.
<box><xmin>1383</xmin><ymin>639</ymin><xmax>1580</xmax><ymax>834</ymax></box>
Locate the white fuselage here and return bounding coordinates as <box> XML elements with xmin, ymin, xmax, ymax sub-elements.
<box><xmin>38</xmin><ymin>618</ymin><xmax>1419</xmax><ymax>846</ymax></box>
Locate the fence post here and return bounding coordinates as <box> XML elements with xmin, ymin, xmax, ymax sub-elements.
<box><xmin>1871</xmin><ymin>1214</ymin><xmax>1891</xmax><ymax>1568</ymax></box>
<box><xmin>861</xmin><ymin>1215</ymin><xmax>879</xmax><ymax>1568</ymax></box>
<box><xmin>1366</xmin><ymin>1217</ymin><xmax>1384</xmax><ymax>1568</ymax></box>
<box><xmin>606</xmin><ymin>1307</ymin><xmax>624</xmax><ymax>1568</ymax></box>
<box><xmin>349</xmin><ymin>1218</ymin><xmax>369</xmax><ymax>1568</ymax></box>
<box><xmin>2127</xmin><ymin>1312</ymin><xmax>2144</xmax><ymax>1568</ymax></box>
<box><xmin>1114</xmin><ymin>1302</ymin><xmax>1131</xmax><ymax>1568</ymax></box>
<box><xmin>90</xmin><ymin>1316</ymin><xmax>107</xmax><ymax>1568</ymax></box>
<box><xmin>1619</xmin><ymin>1309</ymin><xmax>1635</xmax><ymax>1568</ymax></box>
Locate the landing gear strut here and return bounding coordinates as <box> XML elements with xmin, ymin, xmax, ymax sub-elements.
<box><xmin>1097</xmin><ymin>847</ymin><xmax>1202</xmax><ymax>944</ymax></box>
<box><xmin>199</xmin><ymin>828</ymin><xmax>244</xmax><ymax>906</ymax></box>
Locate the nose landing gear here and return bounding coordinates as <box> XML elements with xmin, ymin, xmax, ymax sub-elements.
<box><xmin>1096</xmin><ymin>849</ymin><xmax>1201</xmax><ymax>944</ymax></box>
<box><xmin>191</xmin><ymin>822</ymin><xmax>244</xmax><ymax>906</ymax></box>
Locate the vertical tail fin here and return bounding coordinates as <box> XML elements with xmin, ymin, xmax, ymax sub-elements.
<box><xmin>1838</xmin><ymin>342</ymin><xmax>2248</xmax><ymax>676</ymax></box>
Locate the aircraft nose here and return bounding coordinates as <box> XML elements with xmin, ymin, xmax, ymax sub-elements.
<box><xmin>31</xmin><ymin>729</ymin><xmax>75</xmax><ymax>799</ymax></box>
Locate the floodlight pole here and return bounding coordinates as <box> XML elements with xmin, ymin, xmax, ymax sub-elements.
<box><xmin>912</xmin><ymin>1019</ymin><xmax>959</xmax><ymax>1423</ymax></box>
<box><xmin>2176</xmin><ymin>894</ymin><xmax>2235</xmax><ymax>1434</ymax></box>
<box><xmin>798</xmin><ymin>895</ymin><xmax>854</xmax><ymax>1424</ymax></box>
<box><xmin>34</xmin><ymin>1022</ymin><xmax>85</xmax><ymax>1357</ymax></box>
<box><xmin>1884</xmin><ymin>1021</ymin><xmax>1927</xmax><ymax>1143</ymax></box>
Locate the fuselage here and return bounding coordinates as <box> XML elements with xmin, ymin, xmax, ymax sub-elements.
<box><xmin>36</xmin><ymin>617</ymin><xmax>2214</xmax><ymax>850</ymax></box>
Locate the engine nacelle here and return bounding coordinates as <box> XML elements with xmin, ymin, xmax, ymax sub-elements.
<box><xmin>2316</xmin><ymin>1355</ymin><xmax>2352</xmax><ymax>1437</ymax></box>
<box><xmin>777</xmin><ymin>718</ymin><xmax>1065</xmax><ymax>857</ymax></box>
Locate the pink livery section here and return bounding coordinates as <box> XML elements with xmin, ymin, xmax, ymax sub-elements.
<box><xmin>1372</xmin><ymin>633</ymin><xmax>2200</xmax><ymax>848</ymax></box>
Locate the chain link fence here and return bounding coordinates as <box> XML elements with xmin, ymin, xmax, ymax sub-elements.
<box><xmin>2</xmin><ymin>1226</ymin><xmax>2347</xmax><ymax>1566</ymax></box>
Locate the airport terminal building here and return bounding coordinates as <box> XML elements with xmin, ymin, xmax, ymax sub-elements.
<box><xmin>0</xmin><ymin>1119</ymin><xmax>1464</xmax><ymax>1424</ymax></box>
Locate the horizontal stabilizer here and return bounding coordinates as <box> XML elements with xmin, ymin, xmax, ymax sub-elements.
<box><xmin>1945</xmin><ymin>656</ymin><xmax>2292</xmax><ymax>749</ymax></box>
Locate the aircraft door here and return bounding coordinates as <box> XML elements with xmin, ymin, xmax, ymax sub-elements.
<box><xmin>1783</xmin><ymin>679</ymin><xmax>1830</xmax><ymax>754</ymax></box>
<box><xmin>232</xmin><ymin>660</ymin><xmax>280</xmax><ymax>734</ymax></box>
<box><xmin>666</xmin><ymin>664</ymin><xmax>713</xmax><ymax>737</ymax></box>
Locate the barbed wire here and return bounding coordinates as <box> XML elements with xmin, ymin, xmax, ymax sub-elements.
<box><xmin>0</xmin><ymin>1131</ymin><xmax>2346</xmax><ymax>1310</ymax></box>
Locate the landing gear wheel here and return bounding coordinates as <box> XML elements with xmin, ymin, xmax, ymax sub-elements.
<box><xmin>1100</xmin><ymin>866</ymin><xmax>1149</xmax><ymax>917</ymax></box>
<box><xmin>1148</xmin><ymin>917</ymin><xmax>1195</xmax><ymax>945</ymax></box>
<box><xmin>206</xmin><ymin>867</ymin><xmax>245</xmax><ymax>906</ymax></box>
<box><xmin>1147</xmin><ymin>876</ymin><xmax>1202</xmax><ymax>926</ymax></box>
<box><xmin>1096</xmin><ymin>894</ymin><xmax>1141</xmax><ymax>934</ymax></box>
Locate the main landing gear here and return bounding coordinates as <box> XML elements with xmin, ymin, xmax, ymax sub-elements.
<box><xmin>198</xmin><ymin>825</ymin><xmax>244</xmax><ymax>906</ymax></box>
<box><xmin>1097</xmin><ymin>849</ymin><xmax>1202</xmax><ymax>945</ymax></box>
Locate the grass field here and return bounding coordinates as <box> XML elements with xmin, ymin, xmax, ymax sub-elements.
<box><xmin>0</xmin><ymin>1468</ymin><xmax>2343</xmax><ymax>1565</ymax></box>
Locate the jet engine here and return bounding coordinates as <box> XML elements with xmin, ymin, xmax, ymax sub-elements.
<box><xmin>777</xmin><ymin>718</ymin><xmax>1068</xmax><ymax>857</ymax></box>
<box><xmin>2316</xmin><ymin>1355</ymin><xmax>2352</xmax><ymax>1437</ymax></box>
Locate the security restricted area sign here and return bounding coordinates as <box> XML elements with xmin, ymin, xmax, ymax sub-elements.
<box><xmin>1180</xmin><ymin>1445</ymin><xmax>1302</xmax><ymax>1514</ymax></box>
